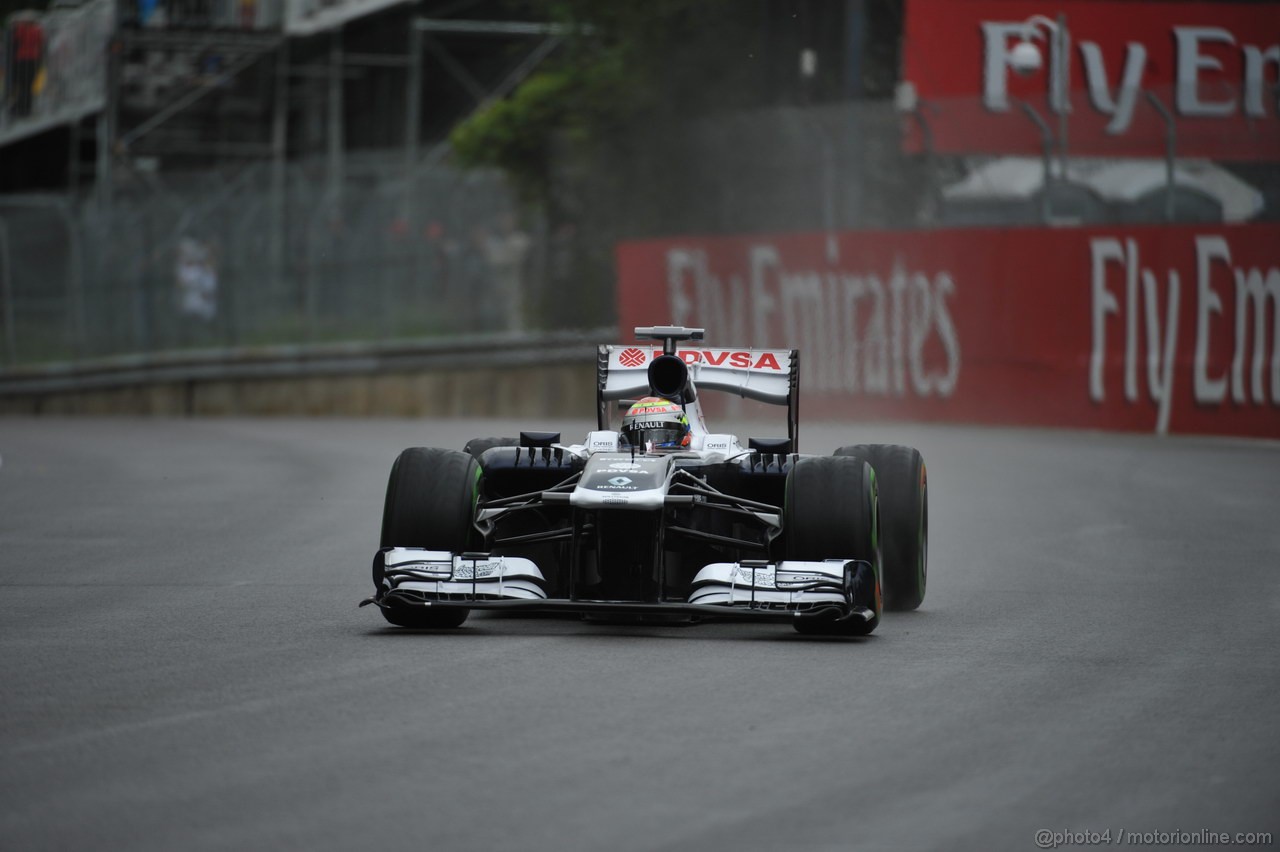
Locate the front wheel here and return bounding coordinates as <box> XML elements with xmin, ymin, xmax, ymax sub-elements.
<box><xmin>834</xmin><ymin>444</ymin><xmax>927</xmax><ymax>611</ymax></box>
<box><xmin>378</xmin><ymin>447</ymin><xmax>479</xmax><ymax>628</ymax></box>
<box><xmin>784</xmin><ymin>456</ymin><xmax>881</xmax><ymax>636</ymax></box>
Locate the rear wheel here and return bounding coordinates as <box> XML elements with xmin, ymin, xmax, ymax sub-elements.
<box><xmin>834</xmin><ymin>444</ymin><xmax>927</xmax><ymax>611</ymax></box>
<box><xmin>379</xmin><ymin>447</ymin><xmax>479</xmax><ymax>628</ymax></box>
<box><xmin>784</xmin><ymin>456</ymin><xmax>881</xmax><ymax>636</ymax></box>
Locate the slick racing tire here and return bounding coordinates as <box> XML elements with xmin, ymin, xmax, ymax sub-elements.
<box><xmin>784</xmin><ymin>456</ymin><xmax>881</xmax><ymax>637</ymax></box>
<box><xmin>379</xmin><ymin>447</ymin><xmax>479</xmax><ymax>629</ymax></box>
<box><xmin>463</xmin><ymin>437</ymin><xmax>518</xmax><ymax>462</ymax></box>
<box><xmin>835</xmin><ymin>444</ymin><xmax>927</xmax><ymax>611</ymax></box>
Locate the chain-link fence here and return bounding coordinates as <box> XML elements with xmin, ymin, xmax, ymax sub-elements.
<box><xmin>3</xmin><ymin>90</ymin><xmax>1277</xmax><ymax>369</ymax></box>
<box><xmin>0</xmin><ymin>155</ymin><xmax>603</xmax><ymax>367</ymax></box>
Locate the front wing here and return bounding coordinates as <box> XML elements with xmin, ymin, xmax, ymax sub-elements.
<box><xmin>361</xmin><ymin>548</ymin><xmax>880</xmax><ymax>626</ymax></box>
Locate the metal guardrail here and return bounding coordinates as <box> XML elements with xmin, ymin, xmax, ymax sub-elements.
<box><xmin>0</xmin><ymin>327</ymin><xmax>613</xmax><ymax>397</ymax></box>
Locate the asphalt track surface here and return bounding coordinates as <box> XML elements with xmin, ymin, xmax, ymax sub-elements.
<box><xmin>1</xmin><ymin>416</ymin><xmax>1277</xmax><ymax>852</ymax></box>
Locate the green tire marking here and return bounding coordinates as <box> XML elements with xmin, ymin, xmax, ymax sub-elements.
<box><xmin>868</xmin><ymin>466</ymin><xmax>879</xmax><ymax>555</ymax></box>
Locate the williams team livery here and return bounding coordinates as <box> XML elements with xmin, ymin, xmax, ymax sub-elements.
<box><xmin>361</xmin><ymin>326</ymin><xmax>929</xmax><ymax>636</ymax></box>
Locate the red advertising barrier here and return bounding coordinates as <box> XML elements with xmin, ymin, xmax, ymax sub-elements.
<box><xmin>616</xmin><ymin>225</ymin><xmax>1280</xmax><ymax>438</ymax></box>
<box><xmin>901</xmin><ymin>0</ymin><xmax>1280</xmax><ymax>160</ymax></box>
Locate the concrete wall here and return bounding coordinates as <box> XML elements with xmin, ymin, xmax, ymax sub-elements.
<box><xmin>0</xmin><ymin>364</ymin><xmax>598</xmax><ymax>417</ymax></box>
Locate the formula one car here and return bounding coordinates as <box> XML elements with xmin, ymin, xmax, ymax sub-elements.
<box><xmin>361</xmin><ymin>326</ymin><xmax>928</xmax><ymax>635</ymax></box>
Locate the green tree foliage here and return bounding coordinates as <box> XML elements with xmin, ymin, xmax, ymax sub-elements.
<box><xmin>449</xmin><ymin>0</ymin><xmax>760</xmax><ymax>205</ymax></box>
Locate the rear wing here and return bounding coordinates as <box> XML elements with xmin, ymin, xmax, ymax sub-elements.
<box><xmin>595</xmin><ymin>342</ymin><xmax>800</xmax><ymax>449</ymax></box>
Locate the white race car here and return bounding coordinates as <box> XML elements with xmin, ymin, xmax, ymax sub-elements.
<box><xmin>362</xmin><ymin>326</ymin><xmax>928</xmax><ymax>636</ymax></box>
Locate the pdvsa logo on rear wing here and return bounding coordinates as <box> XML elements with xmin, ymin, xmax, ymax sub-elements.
<box><xmin>599</xmin><ymin>343</ymin><xmax>798</xmax><ymax>411</ymax></box>
<box><xmin>596</xmin><ymin>330</ymin><xmax>800</xmax><ymax>448</ymax></box>
<box><xmin>608</xmin><ymin>346</ymin><xmax>792</xmax><ymax>372</ymax></box>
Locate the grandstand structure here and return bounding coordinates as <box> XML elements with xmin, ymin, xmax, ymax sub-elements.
<box><xmin>0</xmin><ymin>0</ymin><xmax>578</xmax><ymax>196</ymax></box>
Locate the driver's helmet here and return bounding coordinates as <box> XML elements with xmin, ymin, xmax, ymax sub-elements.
<box><xmin>621</xmin><ymin>397</ymin><xmax>691</xmax><ymax>452</ymax></box>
